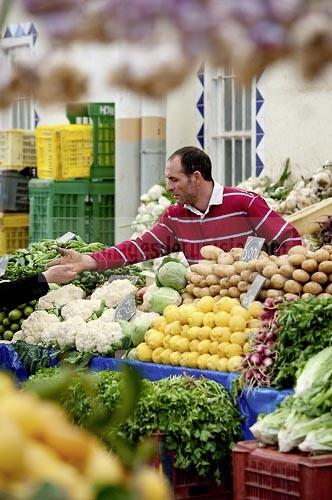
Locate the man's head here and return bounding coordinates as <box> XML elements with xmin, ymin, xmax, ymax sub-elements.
<box><xmin>165</xmin><ymin>146</ymin><xmax>213</xmax><ymax>206</ymax></box>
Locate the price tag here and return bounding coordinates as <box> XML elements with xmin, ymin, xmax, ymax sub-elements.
<box><xmin>0</xmin><ymin>255</ymin><xmax>9</xmax><ymax>277</ymax></box>
<box><xmin>108</xmin><ymin>275</ymin><xmax>139</xmax><ymax>285</ymax></box>
<box><xmin>56</xmin><ymin>232</ymin><xmax>78</xmax><ymax>243</ymax></box>
<box><xmin>241</xmin><ymin>275</ymin><xmax>266</xmax><ymax>309</ymax></box>
<box><xmin>241</xmin><ymin>236</ymin><xmax>265</xmax><ymax>262</ymax></box>
<box><xmin>115</xmin><ymin>293</ymin><xmax>136</xmax><ymax>321</ymax></box>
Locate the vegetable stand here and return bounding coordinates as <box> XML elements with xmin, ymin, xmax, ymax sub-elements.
<box><xmin>0</xmin><ymin>342</ymin><xmax>291</xmax><ymax>440</ymax></box>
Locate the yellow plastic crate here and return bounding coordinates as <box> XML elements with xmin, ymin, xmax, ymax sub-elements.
<box><xmin>0</xmin><ymin>129</ymin><xmax>24</xmax><ymax>170</ymax></box>
<box><xmin>286</xmin><ymin>198</ymin><xmax>332</xmax><ymax>235</ymax></box>
<box><xmin>36</xmin><ymin>124</ymin><xmax>92</xmax><ymax>179</ymax></box>
<box><xmin>22</xmin><ymin>131</ymin><xmax>36</xmax><ymax>168</ymax></box>
<box><xmin>0</xmin><ymin>213</ymin><xmax>29</xmax><ymax>255</ymax></box>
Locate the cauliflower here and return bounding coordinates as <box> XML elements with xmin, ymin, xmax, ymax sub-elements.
<box><xmin>40</xmin><ymin>316</ymin><xmax>87</xmax><ymax>349</ymax></box>
<box><xmin>21</xmin><ymin>311</ymin><xmax>60</xmax><ymax>344</ymax></box>
<box><xmin>95</xmin><ymin>320</ymin><xmax>124</xmax><ymax>354</ymax></box>
<box><xmin>40</xmin><ymin>322</ymin><xmax>62</xmax><ymax>348</ymax></box>
<box><xmin>61</xmin><ymin>298</ymin><xmax>104</xmax><ymax>321</ymax></box>
<box><xmin>37</xmin><ymin>284</ymin><xmax>84</xmax><ymax>311</ymax></box>
<box><xmin>99</xmin><ymin>308</ymin><xmax>116</xmax><ymax>322</ymax></box>
<box><xmin>75</xmin><ymin>322</ymin><xmax>95</xmax><ymax>353</ymax></box>
<box><xmin>12</xmin><ymin>330</ymin><xmax>24</xmax><ymax>342</ymax></box>
<box><xmin>90</xmin><ymin>280</ymin><xmax>137</xmax><ymax>308</ymax></box>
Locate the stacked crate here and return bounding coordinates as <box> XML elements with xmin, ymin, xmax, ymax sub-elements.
<box><xmin>29</xmin><ymin>103</ymin><xmax>115</xmax><ymax>245</ymax></box>
<box><xmin>0</xmin><ymin>129</ymin><xmax>35</xmax><ymax>253</ymax></box>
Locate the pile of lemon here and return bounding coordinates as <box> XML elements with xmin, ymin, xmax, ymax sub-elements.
<box><xmin>136</xmin><ymin>296</ymin><xmax>262</xmax><ymax>371</ymax></box>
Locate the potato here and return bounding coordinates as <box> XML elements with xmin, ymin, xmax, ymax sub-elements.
<box><xmin>193</xmin><ymin>286</ymin><xmax>211</xmax><ymax>298</ymax></box>
<box><xmin>182</xmin><ymin>292</ymin><xmax>194</xmax><ymax>300</ymax></box>
<box><xmin>200</xmin><ymin>245</ymin><xmax>223</xmax><ymax>261</ymax></box>
<box><xmin>278</xmin><ymin>254</ymin><xmax>290</xmax><ymax>266</ymax></box>
<box><xmin>209</xmin><ymin>285</ymin><xmax>221</xmax><ymax>297</ymax></box>
<box><xmin>329</xmin><ymin>273</ymin><xmax>332</xmax><ymax>283</ymax></box>
<box><xmin>284</xmin><ymin>292</ymin><xmax>300</xmax><ymax>300</ymax></box>
<box><xmin>223</xmin><ymin>265</ymin><xmax>236</xmax><ymax>277</ymax></box>
<box><xmin>292</xmin><ymin>269</ymin><xmax>310</xmax><ymax>283</ymax></box>
<box><xmin>229</xmin><ymin>274</ymin><xmax>242</xmax><ymax>286</ymax></box>
<box><xmin>186</xmin><ymin>283</ymin><xmax>195</xmax><ymax>294</ymax></box>
<box><xmin>262</xmin><ymin>264</ymin><xmax>279</xmax><ymax>278</ymax></box>
<box><xmin>283</xmin><ymin>280</ymin><xmax>302</xmax><ymax>295</ymax></box>
<box><xmin>318</xmin><ymin>261</ymin><xmax>332</xmax><ymax>274</ymax></box>
<box><xmin>240</xmin><ymin>269</ymin><xmax>252</xmax><ymax>282</ymax></box>
<box><xmin>270</xmin><ymin>274</ymin><xmax>288</xmax><ymax>289</ymax></box>
<box><xmin>266</xmin><ymin>289</ymin><xmax>284</xmax><ymax>298</ymax></box>
<box><xmin>219</xmin><ymin>289</ymin><xmax>230</xmax><ymax>297</ymax></box>
<box><xmin>247</xmin><ymin>260</ymin><xmax>259</xmax><ymax>271</ymax></box>
<box><xmin>190</xmin><ymin>263</ymin><xmax>214</xmax><ymax>276</ymax></box>
<box><xmin>317</xmin><ymin>293</ymin><xmax>331</xmax><ymax>298</ymax></box>
<box><xmin>300</xmin><ymin>293</ymin><xmax>313</xmax><ymax>299</ymax></box>
<box><xmin>188</xmin><ymin>273</ymin><xmax>204</xmax><ymax>285</ymax></box>
<box><xmin>288</xmin><ymin>245</ymin><xmax>308</xmax><ymax>255</ymax></box>
<box><xmin>258</xmin><ymin>290</ymin><xmax>267</xmax><ymax>300</ymax></box>
<box><xmin>279</xmin><ymin>264</ymin><xmax>295</xmax><ymax>278</ymax></box>
<box><xmin>229</xmin><ymin>287</ymin><xmax>241</xmax><ymax>298</ymax></box>
<box><xmin>322</xmin><ymin>244</ymin><xmax>332</xmax><ymax>253</ymax></box>
<box><xmin>263</xmin><ymin>278</ymin><xmax>271</xmax><ymax>290</ymax></box>
<box><xmin>237</xmin><ymin>281</ymin><xmax>249</xmax><ymax>293</ymax></box>
<box><xmin>288</xmin><ymin>254</ymin><xmax>306</xmax><ymax>267</ymax></box>
<box><xmin>212</xmin><ymin>264</ymin><xmax>227</xmax><ymax>277</ymax></box>
<box><xmin>248</xmin><ymin>272</ymin><xmax>259</xmax><ymax>283</ymax></box>
<box><xmin>301</xmin><ymin>259</ymin><xmax>318</xmax><ymax>273</ymax></box>
<box><xmin>325</xmin><ymin>283</ymin><xmax>332</xmax><ymax>294</ymax></box>
<box><xmin>234</xmin><ymin>261</ymin><xmax>249</xmax><ymax>273</ymax></box>
<box><xmin>239</xmin><ymin>292</ymin><xmax>247</xmax><ymax>302</ymax></box>
<box><xmin>312</xmin><ymin>249</ymin><xmax>330</xmax><ymax>263</ymax></box>
<box><xmin>217</xmin><ymin>254</ymin><xmax>235</xmax><ymax>265</ymax></box>
<box><xmin>255</xmin><ymin>258</ymin><xmax>271</xmax><ymax>273</ymax></box>
<box><xmin>269</xmin><ymin>255</ymin><xmax>280</xmax><ymax>263</ymax></box>
<box><xmin>205</xmin><ymin>274</ymin><xmax>220</xmax><ymax>286</ymax></box>
<box><xmin>230</xmin><ymin>247</ymin><xmax>243</xmax><ymax>260</ymax></box>
<box><xmin>219</xmin><ymin>277</ymin><xmax>231</xmax><ymax>289</ymax></box>
<box><xmin>183</xmin><ymin>297</ymin><xmax>194</xmax><ymax>304</ymax></box>
<box><xmin>302</xmin><ymin>281</ymin><xmax>323</xmax><ymax>295</ymax></box>
<box><xmin>311</xmin><ymin>272</ymin><xmax>328</xmax><ymax>285</ymax></box>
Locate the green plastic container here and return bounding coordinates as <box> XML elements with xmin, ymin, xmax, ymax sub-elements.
<box><xmin>89</xmin><ymin>181</ymin><xmax>115</xmax><ymax>246</ymax></box>
<box><xmin>29</xmin><ymin>179</ymin><xmax>89</xmax><ymax>242</ymax></box>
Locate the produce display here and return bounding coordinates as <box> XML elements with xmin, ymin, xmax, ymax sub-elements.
<box><xmin>183</xmin><ymin>244</ymin><xmax>332</xmax><ymax>303</ymax></box>
<box><xmin>0</xmin><ymin>299</ymin><xmax>37</xmax><ymax>341</ymax></box>
<box><xmin>251</xmin><ymin>346</ymin><xmax>332</xmax><ymax>453</ymax></box>
<box><xmin>134</xmin><ymin>296</ymin><xmax>262</xmax><ymax>372</ymax></box>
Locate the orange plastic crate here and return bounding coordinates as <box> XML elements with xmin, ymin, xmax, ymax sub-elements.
<box><xmin>0</xmin><ymin>213</ymin><xmax>29</xmax><ymax>254</ymax></box>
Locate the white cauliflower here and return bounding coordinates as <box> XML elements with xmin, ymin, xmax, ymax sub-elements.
<box><xmin>75</xmin><ymin>322</ymin><xmax>95</xmax><ymax>353</ymax></box>
<box><xmin>90</xmin><ymin>280</ymin><xmax>137</xmax><ymax>308</ymax></box>
<box><xmin>21</xmin><ymin>311</ymin><xmax>60</xmax><ymax>344</ymax></box>
<box><xmin>99</xmin><ymin>308</ymin><xmax>116</xmax><ymax>322</ymax></box>
<box><xmin>95</xmin><ymin>320</ymin><xmax>124</xmax><ymax>354</ymax></box>
<box><xmin>37</xmin><ymin>284</ymin><xmax>84</xmax><ymax>311</ymax></box>
<box><xmin>40</xmin><ymin>316</ymin><xmax>87</xmax><ymax>349</ymax></box>
<box><xmin>12</xmin><ymin>330</ymin><xmax>24</xmax><ymax>342</ymax></box>
<box><xmin>61</xmin><ymin>298</ymin><xmax>103</xmax><ymax>321</ymax></box>
<box><xmin>40</xmin><ymin>322</ymin><xmax>62</xmax><ymax>348</ymax></box>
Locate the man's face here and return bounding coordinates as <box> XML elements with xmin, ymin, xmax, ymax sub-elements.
<box><xmin>165</xmin><ymin>155</ymin><xmax>199</xmax><ymax>205</ymax></box>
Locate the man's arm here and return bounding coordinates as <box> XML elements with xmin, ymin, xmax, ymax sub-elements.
<box><xmin>246</xmin><ymin>194</ymin><xmax>302</xmax><ymax>255</ymax></box>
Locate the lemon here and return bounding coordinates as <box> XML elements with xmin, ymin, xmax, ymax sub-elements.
<box><xmin>144</xmin><ymin>328</ymin><xmax>157</xmax><ymax>343</ymax></box>
<box><xmin>169</xmin><ymin>335</ymin><xmax>182</xmax><ymax>351</ymax></box>
<box><xmin>214</xmin><ymin>311</ymin><xmax>231</xmax><ymax>327</ymax></box>
<box><xmin>206</xmin><ymin>354</ymin><xmax>220</xmax><ymax>371</ymax></box>
<box><xmin>145</xmin><ymin>330</ymin><xmax>164</xmax><ymax>349</ymax></box>
<box><xmin>188</xmin><ymin>311</ymin><xmax>205</xmax><ymax>327</ymax></box>
<box><xmin>163</xmin><ymin>305</ymin><xmax>180</xmax><ymax>323</ymax></box>
<box><xmin>210</xmin><ymin>326</ymin><xmax>231</xmax><ymax>342</ymax></box>
<box><xmin>230</xmin><ymin>305</ymin><xmax>250</xmax><ymax>321</ymax></box>
<box><xmin>162</xmin><ymin>334</ymin><xmax>171</xmax><ymax>349</ymax></box>
<box><xmin>209</xmin><ymin>340</ymin><xmax>219</xmax><ymax>355</ymax></box>
<box><xmin>160</xmin><ymin>348</ymin><xmax>173</xmax><ymax>364</ymax></box>
<box><xmin>229</xmin><ymin>316</ymin><xmax>246</xmax><ymax>332</ymax></box>
<box><xmin>216</xmin><ymin>357</ymin><xmax>229</xmax><ymax>372</ymax></box>
<box><xmin>230</xmin><ymin>331</ymin><xmax>248</xmax><ymax>346</ymax></box>
<box><xmin>198</xmin><ymin>326</ymin><xmax>212</xmax><ymax>340</ymax></box>
<box><xmin>213</xmin><ymin>296</ymin><xmax>238</xmax><ymax>313</ymax></box>
<box><xmin>189</xmin><ymin>339</ymin><xmax>200</xmax><ymax>352</ymax></box>
<box><xmin>197</xmin><ymin>353</ymin><xmax>211</xmax><ymax>370</ymax></box>
<box><xmin>227</xmin><ymin>355</ymin><xmax>243</xmax><ymax>371</ymax></box>
<box><xmin>179</xmin><ymin>352</ymin><xmax>190</xmax><ymax>367</ymax></box>
<box><xmin>225</xmin><ymin>343</ymin><xmax>242</xmax><ymax>358</ymax></box>
<box><xmin>152</xmin><ymin>316</ymin><xmax>166</xmax><ymax>331</ymax></box>
<box><xmin>136</xmin><ymin>343</ymin><xmax>153</xmax><ymax>362</ymax></box>
<box><xmin>243</xmin><ymin>341</ymin><xmax>250</xmax><ymax>353</ymax></box>
<box><xmin>203</xmin><ymin>312</ymin><xmax>215</xmax><ymax>328</ymax></box>
<box><xmin>178</xmin><ymin>304</ymin><xmax>197</xmax><ymax>324</ymax></box>
<box><xmin>169</xmin><ymin>351</ymin><xmax>181</xmax><ymax>366</ymax></box>
<box><xmin>152</xmin><ymin>347</ymin><xmax>164</xmax><ymax>364</ymax></box>
<box><xmin>197</xmin><ymin>339</ymin><xmax>211</xmax><ymax>355</ymax></box>
<box><xmin>186</xmin><ymin>351</ymin><xmax>199</xmax><ymax>368</ymax></box>
<box><xmin>181</xmin><ymin>324</ymin><xmax>190</xmax><ymax>337</ymax></box>
<box><xmin>247</xmin><ymin>300</ymin><xmax>263</xmax><ymax>319</ymax></box>
<box><xmin>196</xmin><ymin>296</ymin><xmax>215</xmax><ymax>313</ymax></box>
<box><xmin>217</xmin><ymin>341</ymin><xmax>231</xmax><ymax>357</ymax></box>
<box><xmin>187</xmin><ymin>326</ymin><xmax>201</xmax><ymax>340</ymax></box>
<box><xmin>176</xmin><ymin>337</ymin><xmax>190</xmax><ymax>353</ymax></box>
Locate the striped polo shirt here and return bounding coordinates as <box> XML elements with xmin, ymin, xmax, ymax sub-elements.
<box><xmin>91</xmin><ymin>184</ymin><xmax>302</xmax><ymax>269</ymax></box>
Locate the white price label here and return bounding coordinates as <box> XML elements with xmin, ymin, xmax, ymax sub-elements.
<box><xmin>115</xmin><ymin>293</ymin><xmax>136</xmax><ymax>321</ymax></box>
<box><xmin>241</xmin><ymin>236</ymin><xmax>265</xmax><ymax>262</ymax></box>
<box><xmin>241</xmin><ymin>275</ymin><xmax>266</xmax><ymax>309</ymax></box>
<box><xmin>56</xmin><ymin>232</ymin><xmax>78</xmax><ymax>243</ymax></box>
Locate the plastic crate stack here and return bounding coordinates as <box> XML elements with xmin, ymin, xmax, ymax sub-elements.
<box><xmin>29</xmin><ymin>103</ymin><xmax>115</xmax><ymax>245</ymax></box>
<box><xmin>0</xmin><ymin>130</ymin><xmax>35</xmax><ymax>254</ymax></box>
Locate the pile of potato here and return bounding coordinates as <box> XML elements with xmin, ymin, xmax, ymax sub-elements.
<box><xmin>182</xmin><ymin>244</ymin><xmax>332</xmax><ymax>303</ymax></box>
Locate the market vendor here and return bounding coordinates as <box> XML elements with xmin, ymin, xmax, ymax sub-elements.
<box><xmin>0</xmin><ymin>265</ymin><xmax>77</xmax><ymax>310</ymax></box>
<box><xmin>48</xmin><ymin>146</ymin><xmax>302</xmax><ymax>272</ymax></box>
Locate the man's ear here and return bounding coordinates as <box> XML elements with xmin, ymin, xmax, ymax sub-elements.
<box><xmin>192</xmin><ymin>170</ymin><xmax>202</xmax><ymax>182</ymax></box>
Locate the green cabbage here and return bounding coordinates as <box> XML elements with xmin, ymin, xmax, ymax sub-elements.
<box><xmin>131</xmin><ymin>312</ymin><xmax>159</xmax><ymax>346</ymax></box>
<box><xmin>157</xmin><ymin>261</ymin><xmax>187</xmax><ymax>291</ymax></box>
<box><xmin>149</xmin><ymin>287</ymin><xmax>182</xmax><ymax>314</ymax></box>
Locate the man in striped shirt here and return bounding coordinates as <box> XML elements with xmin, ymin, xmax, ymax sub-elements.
<box><xmin>49</xmin><ymin>146</ymin><xmax>302</xmax><ymax>272</ymax></box>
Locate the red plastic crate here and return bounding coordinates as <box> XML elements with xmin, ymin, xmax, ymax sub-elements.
<box><xmin>232</xmin><ymin>440</ymin><xmax>332</xmax><ymax>500</ymax></box>
<box><xmin>151</xmin><ymin>433</ymin><xmax>233</xmax><ymax>499</ymax></box>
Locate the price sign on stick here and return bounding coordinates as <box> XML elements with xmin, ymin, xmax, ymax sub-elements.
<box><xmin>108</xmin><ymin>275</ymin><xmax>139</xmax><ymax>285</ymax></box>
<box><xmin>0</xmin><ymin>255</ymin><xmax>9</xmax><ymax>277</ymax></box>
<box><xmin>115</xmin><ymin>293</ymin><xmax>136</xmax><ymax>321</ymax></box>
<box><xmin>241</xmin><ymin>275</ymin><xmax>266</xmax><ymax>309</ymax></box>
<box><xmin>241</xmin><ymin>236</ymin><xmax>265</xmax><ymax>262</ymax></box>
<box><xmin>56</xmin><ymin>232</ymin><xmax>78</xmax><ymax>243</ymax></box>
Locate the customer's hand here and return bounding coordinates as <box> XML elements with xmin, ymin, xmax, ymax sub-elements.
<box><xmin>42</xmin><ymin>264</ymin><xmax>78</xmax><ymax>284</ymax></box>
<box><xmin>47</xmin><ymin>248</ymin><xmax>98</xmax><ymax>274</ymax></box>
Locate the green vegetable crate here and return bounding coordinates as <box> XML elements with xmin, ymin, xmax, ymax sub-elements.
<box><xmin>66</xmin><ymin>102</ymin><xmax>115</xmax><ymax>180</ymax></box>
<box><xmin>29</xmin><ymin>179</ymin><xmax>114</xmax><ymax>245</ymax></box>
<box><xmin>151</xmin><ymin>433</ymin><xmax>233</xmax><ymax>499</ymax></box>
<box><xmin>232</xmin><ymin>440</ymin><xmax>332</xmax><ymax>500</ymax></box>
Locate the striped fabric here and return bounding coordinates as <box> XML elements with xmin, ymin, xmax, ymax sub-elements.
<box><xmin>91</xmin><ymin>187</ymin><xmax>302</xmax><ymax>270</ymax></box>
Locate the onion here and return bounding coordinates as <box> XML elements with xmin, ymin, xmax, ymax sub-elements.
<box><xmin>262</xmin><ymin>357</ymin><xmax>274</xmax><ymax>367</ymax></box>
<box><xmin>250</xmin><ymin>353</ymin><xmax>262</xmax><ymax>366</ymax></box>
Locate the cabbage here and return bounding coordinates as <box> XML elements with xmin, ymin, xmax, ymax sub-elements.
<box><xmin>131</xmin><ymin>312</ymin><xmax>159</xmax><ymax>346</ymax></box>
<box><xmin>295</xmin><ymin>346</ymin><xmax>332</xmax><ymax>395</ymax></box>
<box><xmin>149</xmin><ymin>287</ymin><xmax>182</xmax><ymax>314</ymax></box>
<box><xmin>157</xmin><ymin>261</ymin><xmax>187</xmax><ymax>291</ymax></box>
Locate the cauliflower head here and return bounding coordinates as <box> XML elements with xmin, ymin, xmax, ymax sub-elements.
<box><xmin>56</xmin><ymin>316</ymin><xmax>87</xmax><ymax>349</ymax></box>
<box><xmin>61</xmin><ymin>299</ymin><xmax>103</xmax><ymax>321</ymax></box>
<box><xmin>37</xmin><ymin>284</ymin><xmax>84</xmax><ymax>311</ymax></box>
<box><xmin>90</xmin><ymin>280</ymin><xmax>136</xmax><ymax>308</ymax></box>
<box><xmin>21</xmin><ymin>311</ymin><xmax>60</xmax><ymax>344</ymax></box>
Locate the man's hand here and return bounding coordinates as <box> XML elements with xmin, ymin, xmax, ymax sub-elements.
<box><xmin>42</xmin><ymin>264</ymin><xmax>77</xmax><ymax>284</ymax></box>
<box><xmin>47</xmin><ymin>248</ymin><xmax>98</xmax><ymax>274</ymax></box>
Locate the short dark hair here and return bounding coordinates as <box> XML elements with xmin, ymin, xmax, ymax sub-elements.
<box><xmin>169</xmin><ymin>146</ymin><xmax>213</xmax><ymax>181</ymax></box>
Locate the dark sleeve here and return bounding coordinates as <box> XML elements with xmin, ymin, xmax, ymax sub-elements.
<box><xmin>0</xmin><ymin>273</ymin><xmax>49</xmax><ymax>310</ymax></box>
